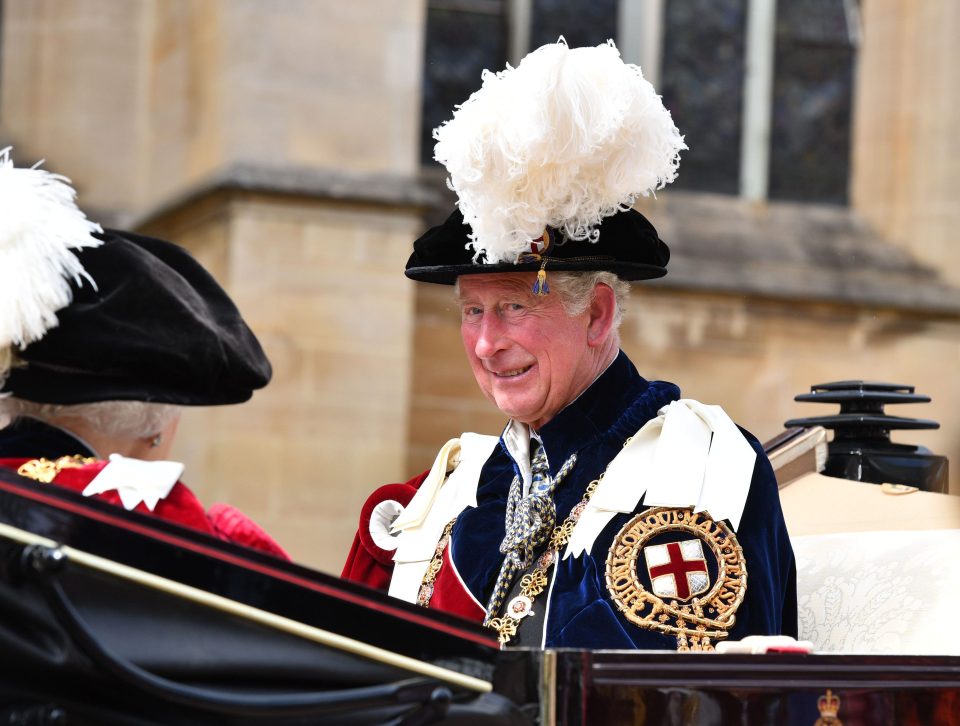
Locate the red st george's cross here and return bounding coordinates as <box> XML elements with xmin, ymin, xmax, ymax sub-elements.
<box><xmin>646</xmin><ymin>541</ymin><xmax>708</xmax><ymax>600</ymax></box>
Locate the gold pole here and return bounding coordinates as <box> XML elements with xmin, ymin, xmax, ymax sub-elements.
<box><xmin>539</xmin><ymin>648</ymin><xmax>557</xmax><ymax>726</ymax></box>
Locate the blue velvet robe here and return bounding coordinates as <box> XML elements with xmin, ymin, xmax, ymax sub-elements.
<box><xmin>449</xmin><ymin>351</ymin><xmax>798</xmax><ymax>649</ymax></box>
<box><xmin>0</xmin><ymin>417</ymin><xmax>96</xmax><ymax>459</ymax></box>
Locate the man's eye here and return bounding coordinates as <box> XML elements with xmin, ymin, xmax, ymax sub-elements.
<box><xmin>504</xmin><ymin>303</ymin><xmax>524</xmax><ymax>312</ymax></box>
<box><xmin>462</xmin><ymin>306</ymin><xmax>483</xmax><ymax>318</ymax></box>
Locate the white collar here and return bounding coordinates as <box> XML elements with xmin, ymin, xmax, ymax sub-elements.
<box><xmin>498</xmin><ymin>353</ymin><xmax>618</xmax><ymax>495</ymax></box>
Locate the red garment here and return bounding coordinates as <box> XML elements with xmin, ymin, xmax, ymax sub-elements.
<box><xmin>0</xmin><ymin>457</ymin><xmax>290</xmax><ymax>560</ymax></box>
<box><xmin>428</xmin><ymin>550</ymin><xmax>485</xmax><ymax>622</ymax></box>
<box><xmin>206</xmin><ymin>502</ymin><xmax>290</xmax><ymax>560</ymax></box>
<box><xmin>341</xmin><ymin>470</ymin><xmax>484</xmax><ymax>623</ymax></box>
<box><xmin>341</xmin><ymin>474</ymin><xmax>427</xmax><ymax>589</ymax></box>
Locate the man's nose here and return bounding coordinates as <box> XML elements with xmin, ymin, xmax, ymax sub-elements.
<box><xmin>473</xmin><ymin>312</ymin><xmax>505</xmax><ymax>359</ymax></box>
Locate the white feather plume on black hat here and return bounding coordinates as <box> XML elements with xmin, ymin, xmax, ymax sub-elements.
<box><xmin>432</xmin><ymin>38</ymin><xmax>686</xmax><ymax>265</ymax></box>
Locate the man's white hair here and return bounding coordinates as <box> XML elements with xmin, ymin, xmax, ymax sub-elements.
<box><xmin>0</xmin><ymin>398</ymin><xmax>181</xmax><ymax>439</ymax></box>
<box><xmin>548</xmin><ymin>271</ymin><xmax>630</xmax><ymax>327</ymax></box>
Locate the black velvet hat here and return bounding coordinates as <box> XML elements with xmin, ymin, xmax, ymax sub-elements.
<box><xmin>5</xmin><ymin>229</ymin><xmax>272</xmax><ymax>406</ymax></box>
<box><xmin>405</xmin><ymin>207</ymin><xmax>670</xmax><ymax>285</ymax></box>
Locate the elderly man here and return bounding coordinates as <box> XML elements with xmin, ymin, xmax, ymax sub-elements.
<box><xmin>343</xmin><ymin>40</ymin><xmax>796</xmax><ymax>650</ymax></box>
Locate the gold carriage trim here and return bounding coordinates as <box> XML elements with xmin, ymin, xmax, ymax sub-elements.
<box><xmin>605</xmin><ymin>507</ymin><xmax>747</xmax><ymax>651</ymax></box>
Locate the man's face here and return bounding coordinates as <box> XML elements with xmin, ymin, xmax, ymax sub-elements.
<box><xmin>458</xmin><ymin>273</ymin><xmax>594</xmax><ymax>430</ymax></box>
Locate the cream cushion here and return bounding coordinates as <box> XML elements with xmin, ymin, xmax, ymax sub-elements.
<box><xmin>792</xmin><ymin>529</ymin><xmax>960</xmax><ymax>655</ymax></box>
<box><xmin>780</xmin><ymin>472</ymin><xmax>960</xmax><ymax>654</ymax></box>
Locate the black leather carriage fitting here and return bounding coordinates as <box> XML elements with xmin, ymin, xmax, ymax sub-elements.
<box><xmin>785</xmin><ymin>380</ymin><xmax>948</xmax><ymax>493</ymax></box>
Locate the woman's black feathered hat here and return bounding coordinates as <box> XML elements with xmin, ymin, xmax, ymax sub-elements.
<box><xmin>0</xmin><ymin>148</ymin><xmax>271</xmax><ymax>406</ymax></box>
<box><xmin>6</xmin><ymin>229</ymin><xmax>272</xmax><ymax>405</ymax></box>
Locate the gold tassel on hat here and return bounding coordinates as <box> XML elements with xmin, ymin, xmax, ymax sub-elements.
<box><xmin>521</xmin><ymin>228</ymin><xmax>552</xmax><ymax>296</ymax></box>
<box><xmin>533</xmin><ymin>260</ymin><xmax>550</xmax><ymax>297</ymax></box>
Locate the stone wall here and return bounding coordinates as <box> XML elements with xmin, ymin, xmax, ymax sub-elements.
<box><xmin>852</xmin><ymin>0</ymin><xmax>960</xmax><ymax>287</ymax></box>
<box><xmin>1</xmin><ymin>0</ymin><xmax>425</xmax><ymax>215</ymax></box>
<box><xmin>144</xmin><ymin>192</ymin><xmax>422</xmax><ymax>572</ymax></box>
<box><xmin>0</xmin><ymin>0</ymin><xmax>147</xmax><ymax>211</ymax></box>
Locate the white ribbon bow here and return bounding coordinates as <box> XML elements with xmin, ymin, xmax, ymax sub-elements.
<box><xmin>565</xmin><ymin>399</ymin><xmax>756</xmax><ymax>559</ymax></box>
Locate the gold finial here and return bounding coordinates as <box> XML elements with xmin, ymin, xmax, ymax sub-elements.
<box><xmin>815</xmin><ymin>689</ymin><xmax>842</xmax><ymax>725</ymax></box>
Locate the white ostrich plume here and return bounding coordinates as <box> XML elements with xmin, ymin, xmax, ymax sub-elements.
<box><xmin>0</xmin><ymin>147</ymin><xmax>102</xmax><ymax>353</ymax></box>
<box><xmin>433</xmin><ymin>39</ymin><xmax>686</xmax><ymax>264</ymax></box>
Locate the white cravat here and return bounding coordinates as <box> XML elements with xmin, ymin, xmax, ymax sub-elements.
<box><xmin>82</xmin><ymin>453</ymin><xmax>184</xmax><ymax>511</ymax></box>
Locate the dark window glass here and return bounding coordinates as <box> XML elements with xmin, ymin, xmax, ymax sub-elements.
<box><xmin>420</xmin><ymin>1</ymin><xmax>507</xmax><ymax>167</ymax></box>
<box><xmin>529</xmin><ymin>0</ymin><xmax>618</xmax><ymax>50</ymax></box>
<box><xmin>661</xmin><ymin>0</ymin><xmax>747</xmax><ymax>195</ymax></box>
<box><xmin>769</xmin><ymin>0</ymin><xmax>856</xmax><ymax>204</ymax></box>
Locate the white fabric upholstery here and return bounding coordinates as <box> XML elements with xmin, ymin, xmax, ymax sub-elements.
<box><xmin>792</xmin><ymin>529</ymin><xmax>960</xmax><ymax>655</ymax></box>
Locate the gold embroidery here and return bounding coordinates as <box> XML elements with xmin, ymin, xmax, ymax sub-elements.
<box><xmin>17</xmin><ymin>455</ymin><xmax>96</xmax><ymax>484</ymax></box>
<box><xmin>417</xmin><ymin>518</ymin><xmax>457</xmax><ymax>607</ymax></box>
<box><xmin>605</xmin><ymin>507</ymin><xmax>747</xmax><ymax>651</ymax></box>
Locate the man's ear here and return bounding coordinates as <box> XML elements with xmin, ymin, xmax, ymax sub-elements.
<box><xmin>586</xmin><ymin>283</ymin><xmax>618</xmax><ymax>347</ymax></box>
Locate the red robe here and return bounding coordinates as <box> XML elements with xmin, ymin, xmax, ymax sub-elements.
<box><xmin>0</xmin><ymin>457</ymin><xmax>290</xmax><ymax>560</ymax></box>
<box><xmin>341</xmin><ymin>470</ymin><xmax>485</xmax><ymax>622</ymax></box>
